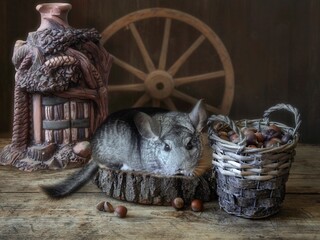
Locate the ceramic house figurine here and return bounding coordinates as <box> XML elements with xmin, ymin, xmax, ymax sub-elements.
<box><xmin>0</xmin><ymin>3</ymin><xmax>112</xmax><ymax>170</ymax></box>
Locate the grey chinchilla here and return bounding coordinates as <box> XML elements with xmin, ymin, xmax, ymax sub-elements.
<box><xmin>41</xmin><ymin>99</ymin><xmax>209</xmax><ymax>199</ymax></box>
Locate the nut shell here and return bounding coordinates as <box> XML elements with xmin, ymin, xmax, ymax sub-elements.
<box><xmin>172</xmin><ymin>197</ymin><xmax>184</xmax><ymax>210</ymax></box>
<box><xmin>281</xmin><ymin>133</ymin><xmax>293</xmax><ymax>144</ymax></box>
<box><xmin>255</xmin><ymin>132</ymin><xmax>264</xmax><ymax>143</ymax></box>
<box><xmin>245</xmin><ymin>132</ymin><xmax>258</xmax><ymax>146</ymax></box>
<box><xmin>96</xmin><ymin>201</ymin><xmax>106</xmax><ymax>212</ymax></box>
<box><xmin>264</xmin><ymin>138</ymin><xmax>282</xmax><ymax>148</ymax></box>
<box><xmin>269</xmin><ymin>124</ymin><xmax>282</xmax><ymax>133</ymax></box>
<box><xmin>241</xmin><ymin>127</ymin><xmax>257</xmax><ymax>134</ymax></box>
<box><xmin>104</xmin><ymin>201</ymin><xmax>114</xmax><ymax>213</ymax></box>
<box><xmin>229</xmin><ymin>133</ymin><xmax>240</xmax><ymax>143</ymax></box>
<box><xmin>114</xmin><ymin>206</ymin><xmax>127</xmax><ymax>218</ymax></box>
<box><xmin>191</xmin><ymin>199</ymin><xmax>203</xmax><ymax>212</ymax></box>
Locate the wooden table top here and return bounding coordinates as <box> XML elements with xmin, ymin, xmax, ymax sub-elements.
<box><xmin>0</xmin><ymin>138</ymin><xmax>319</xmax><ymax>239</ymax></box>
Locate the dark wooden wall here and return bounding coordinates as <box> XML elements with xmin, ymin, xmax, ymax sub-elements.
<box><xmin>1</xmin><ymin>0</ymin><xmax>319</xmax><ymax>144</ymax></box>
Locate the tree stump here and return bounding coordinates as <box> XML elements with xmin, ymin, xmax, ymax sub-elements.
<box><xmin>94</xmin><ymin>168</ymin><xmax>216</xmax><ymax>205</ymax></box>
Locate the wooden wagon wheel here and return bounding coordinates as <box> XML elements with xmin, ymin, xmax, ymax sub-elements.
<box><xmin>101</xmin><ymin>8</ymin><xmax>234</xmax><ymax>114</ymax></box>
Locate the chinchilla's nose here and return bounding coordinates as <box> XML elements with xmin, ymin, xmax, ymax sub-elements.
<box><xmin>175</xmin><ymin>168</ymin><xmax>184</xmax><ymax>176</ymax></box>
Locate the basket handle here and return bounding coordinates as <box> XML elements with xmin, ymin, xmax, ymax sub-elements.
<box><xmin>263</xmin><ymin>103</ymin><xmax>301</xmax><ymax>135</ymax></box>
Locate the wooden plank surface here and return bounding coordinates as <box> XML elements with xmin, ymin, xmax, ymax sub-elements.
<box><xmin>0</xmin><ymin>139</ymin><xmax>319</xmax><ymax>239</ymax></box>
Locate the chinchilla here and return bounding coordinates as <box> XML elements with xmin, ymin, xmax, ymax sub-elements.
<box><xmin>41</xmin><ymin>99</ymin><xmax>208</xmax><ymax>199</ymax></box>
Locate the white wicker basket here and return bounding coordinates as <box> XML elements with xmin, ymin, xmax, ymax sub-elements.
<box><xmin>208</xmin><ymin>103</ymin><xmax>301</xmax><ymax>218</ymax></box>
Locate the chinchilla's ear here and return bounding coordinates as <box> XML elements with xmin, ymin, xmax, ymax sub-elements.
<box><xmin>134</xmin><ymin>112</ymin><xmax>160</xmax><ymax>140</ymax></box>
<box><xmin>189</xmin><ymin>99</ymin><xmax>207</xmax><ymax>132</ymax></box>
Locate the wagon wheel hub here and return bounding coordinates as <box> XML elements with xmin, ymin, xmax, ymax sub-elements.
<box><xmin>145</xmin><ymin>70</ymin><xmax>174</xmax><ymax>100</ymax></box>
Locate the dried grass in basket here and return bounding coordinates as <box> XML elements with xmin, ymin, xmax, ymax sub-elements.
<box><xmin>207</xmin><ymin>103</ymin><xmax>301</xmax><ymax>219</ymax></box>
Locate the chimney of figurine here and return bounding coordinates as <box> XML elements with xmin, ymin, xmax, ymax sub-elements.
<box><xmin>36</xmin><ymin>3</ymin><xmax>72</xmax><ymax>31</ymax></box>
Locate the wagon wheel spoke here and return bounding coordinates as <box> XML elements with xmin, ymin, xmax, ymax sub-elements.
<box><xmin>204</xmin><ymin>103</ymin><xmax>221</xmax><ymax>114</ymax></box>
<box><xmin>129</xmin><ymin>23</ymin><xmax>156</xmax><ymax>72</ymax></box>
<box><xmin>101</xmin><ymin>8</ymin><xmax>235</xmax><ymax>114</ymax></box>
<box><xmin>168</xmin><ymin>35</ymin><xmax>206</xmax><ymax>76</ymax></box>
<box><xmin>133</xmin><ymin>93</ymin><xmax>151</xmax><ymax>107</ymax></box>
<box><xmin>108</xmin><ymin>83</ymin><xmax>145</xmax><ymax>92</ymax></box>
<box><xmin>113</xmin><ymin>56</ymin><xmax>147</xmax><ymax>82</ymax></box>
<box><xmin>163</xmin><ymin>98</ymin><xmax>177</xmax><ymax>110</ymax></box>
<box><xmin>174</xmin><ymin>70</ymin><xmax>225</xmax><ymax>87</ymax></box>
<box><xmin>172</xmin><ymin>89</ymin><xmax>198</xmax><ymax>105</ymax></box>
<box><xmin>172</xmin><ymin>89</ymin><xmax>220</xmax><ymax>113</ymax></box>
<box><xmin>158</xmin><ymin>18</ymin><xmax>171</xmax><ymax>70</ymax></box>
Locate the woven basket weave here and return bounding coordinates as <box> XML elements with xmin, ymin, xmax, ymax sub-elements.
<box><xmin>208</xmin><ymin>104</ymin><xmax>301</xmax><ymax>219</ymax></box>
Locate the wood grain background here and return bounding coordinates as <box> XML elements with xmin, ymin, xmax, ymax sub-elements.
<box><xmin>0</xmin><ymin>0</ymin><xmax>319</xmax><ymax>144</ymax></box>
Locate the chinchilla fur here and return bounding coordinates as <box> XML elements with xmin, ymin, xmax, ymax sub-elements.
<box><xmin>41</xmin><ymin>99</ymin><xmax>208</xmax><ymax>199</ymax></box>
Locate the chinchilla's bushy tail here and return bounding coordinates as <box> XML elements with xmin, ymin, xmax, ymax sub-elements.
<box><xmin>40</xmin><ymin>160</ymin><xmax>99</xmax><ymax>199</ymax></box>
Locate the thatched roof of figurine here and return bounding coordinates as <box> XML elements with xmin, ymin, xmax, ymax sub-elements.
<box><xmin>27</xmin><ymin>19</ymin><xmax>101</xmax><ymax>56</ymax></box>
<box><xmin>15</xmin><ymin>20</ymin><xmax>102</xmax><ymax>93</ymax></box>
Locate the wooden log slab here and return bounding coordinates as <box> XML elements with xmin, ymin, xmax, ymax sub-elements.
<box><xmin>94</xmin><ymin>168</ymin><xmax>216</xmax><ymax>205</ymax></box>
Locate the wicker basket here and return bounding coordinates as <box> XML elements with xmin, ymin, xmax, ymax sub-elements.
<box><xmin>207</xmin><ymin>104</ymin><xmax>301</xmax><ymax>219</ymax></box>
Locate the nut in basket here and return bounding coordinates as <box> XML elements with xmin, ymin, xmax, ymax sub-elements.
<box><xmin>207</xmin><ymin>103</ymin><xmax>301</xmax><ymax>219</ymax></box>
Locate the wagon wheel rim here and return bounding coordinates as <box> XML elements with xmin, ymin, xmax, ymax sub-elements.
<box><xmin>101</xmin><ymin>8</ymin><xmax>234</xmax><ymax>114</ymax></box>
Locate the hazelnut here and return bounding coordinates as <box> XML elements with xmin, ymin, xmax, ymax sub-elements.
<box><xmin>191</xmin><ymin>199</ymin><xmax>203</xmax><ymax>212</ymax></box>
<box><xmin>96</xmin><ymin>201</ymin><xmax>106</xmax><ymax>212</ymax></box>
<box><xmin>73</xmin><ymin>141</ymin><xmax>92</xmax><ymax>158</ymax></box>
<box><xmin>241</xmin><ymin>127</ymin><xmax>257</xmax><ymax>134</ymax></box>
<box><xmin>281</xmin><ymin>133</ymin><xmax>293</xmax><ymax>144</ymax></box>
<box><xmin>218</xmin><ymin>131</ymin><xmax>228</xmax><ymax>137</ymax></box>
<box><xmin>227</xmin><ymin>130</ymin><xmax>236</xmax><ymax>137</ymax></box>
<box><xmin>269</xmin><ymin>124</ymin><xmax>282</xmax><ymax>133</ymax></box>
<box><xmin>172</xmin><ymin>197</ymin><xmax>184</xmax><ymax>210</ymax></box>
<box><xmin>218</xmin><ymin>131</ymin><xmax>229</xmax><ymax>141</ymax></box>
<box><xmin>262</xmin><ymin>128</ymin><xmax>281</xmax><ymax>141</ymax></box>
<box><xmin>255</xmin><ymin>132</ymin><xmax>264</xmax><ymax>143</ymax></box>
<box><xmin>213</xmin><ymin>122</ymin><xmax>224</xmax><ymax>132</ymax></box>
<box><xmin>104</xmin><ymin>201</ymin><xmax>114</xmax><ymax>213</ymax></box>
<box><xmin>244</xmin><ymin>131</ymin><xmax>258</xmax><ymax>146</ymax></box>
<box><xmin>262</xmin><ymin>125</ymin><xmax>282</xmax><ymax>141</ymax></box>
<box><xmin>264</xmin><ymin>138</ymin><xmax>282</xmax><ymax>148</ymax></box>
<box><xmin>219</xmin><ymin>135</ymin><xmax>230</xmax><ymax>141</ymax></box>
<box><xmin>114</xmin><ymin>205</ymin><xmax>127</xmax><ymax>218</ymax></box>
<box><xmin>247</xmin><ymin>145</ymin><xmax>257</xmax><ymax>148</ymax></box>
<box><xmin>229</xmin><ymin>133</ymin><xmax>240</xmax><ymax>143</ymax></box>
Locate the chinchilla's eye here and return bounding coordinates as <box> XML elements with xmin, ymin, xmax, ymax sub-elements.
<box><xmin>186</xmin><ymin>141</ymin><xmax>193</xmax><ymax>150</ymax></box>
<box><xmin>164</xmin><ymin>143</ymin><xmax>171</xmax><ymax>152</ymax></box>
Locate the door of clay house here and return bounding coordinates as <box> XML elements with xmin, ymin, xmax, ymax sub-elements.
<box><xmin>32</xmin><ymin>94</ymin><xmax>92</xmax><ymax>145</ymax></box>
